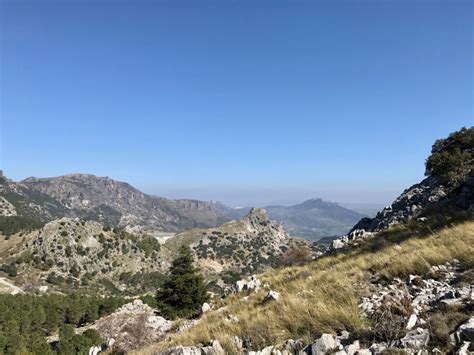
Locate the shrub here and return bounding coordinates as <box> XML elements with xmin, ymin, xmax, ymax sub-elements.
<box><xmin>425</xmin><ymin>127</ymin><xmax>474</xmax><ymax>186</ymax></box>
<box><xmin>427</xmin><ymin>306</ymin><xmax>469</xmax><ymax>349</ymax></box>
<box><xmin>0</xmin><ymin>264</ymin><xmax>17</xmax><ymax>277</ymax></box>
<box><xmin>281</xmin><ymin>245</ymin><xmax>313</xmax><ymax>266</ymax></box>
<box><xmin>137</xmin><ymin>235</ymin><xmax>161</xmax><ymax>257</ymax></box>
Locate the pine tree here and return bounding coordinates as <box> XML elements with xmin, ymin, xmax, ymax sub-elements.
<box><xmin>156</xmin><ymin>245</ymin><xmax>209</xmax><ymax>319</ymax></box>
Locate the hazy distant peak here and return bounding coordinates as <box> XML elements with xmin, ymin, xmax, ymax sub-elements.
<box><xmin>298</xmin><ymin>198</ymin><xmax>338</xmax><ymax>208</ymax></box>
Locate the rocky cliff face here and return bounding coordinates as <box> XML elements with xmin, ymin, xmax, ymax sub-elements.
<box><xmin>19</xmin><ymin>173</ymin><xmax>228</xmax><ymax>232</ymax></box>
<box><xmin>0</xmin><ymin>175</ymin><xmax>71</xmax><ymax>222</ymax></box>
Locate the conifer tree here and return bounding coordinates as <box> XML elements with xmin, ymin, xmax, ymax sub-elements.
<box><xmin>156</xmin><ymin>245</ymin><xmax>209</xmax><ymax>319</ymax></box>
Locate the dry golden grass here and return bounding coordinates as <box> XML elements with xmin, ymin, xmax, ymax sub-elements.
<box><xmin>135</xmin><ymin>221</ymin><xmax>474</xmax><ymax>354</ymax></box>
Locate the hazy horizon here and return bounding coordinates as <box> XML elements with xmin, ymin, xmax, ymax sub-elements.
<box><xmin>3</xmin><ymin>169</ymin><xmax>396</xmax><ymax>209</ymax></box>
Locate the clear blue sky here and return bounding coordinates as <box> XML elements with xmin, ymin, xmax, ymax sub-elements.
<box><xmin>1</xmin><ymin>0</ymin><xmax>472</xmax><ymax>207</ymax></box>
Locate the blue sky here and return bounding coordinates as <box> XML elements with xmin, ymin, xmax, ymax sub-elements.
<box><xmin>1</xmin><ymin>0</ymin><xmax>472</xmax><ymax>207</ymax></box>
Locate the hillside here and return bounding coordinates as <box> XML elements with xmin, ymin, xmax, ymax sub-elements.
<box><xmin>167</xmin><ymin>208</ymin><xmax>313</xmax><ymax>275</ymax></box>
<box><xmin>138</xmin><ymin>220</ymin><xmax>474</xmax><ymax>354</ymax></box>
<box><xmin>0</xmin><ymin>218</ymin><xmax>167</xmax><ymax>295</ymax></box>
<box><xmin>217</xmin><ymin>199</ymin><xmax>367</xmax><ymax>241</ymax></box>
<box><xmin>0</xmin><ymin>209</ymin><xmax>312</xmax><ymax>296</ymax></box>
<box><xmin>0</xmin><ymin>173</ymin><xmax>229</xmax><ymax>234</ymax></box>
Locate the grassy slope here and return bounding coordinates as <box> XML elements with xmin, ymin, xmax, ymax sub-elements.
<box><xmin>137</xmin><ymin>221</ymin><xmax>474</xmax><ymax>354</ymax></box>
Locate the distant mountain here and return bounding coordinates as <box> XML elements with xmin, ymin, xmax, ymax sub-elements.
<box><xmin>1</xmin><ymin>173</ymin><xmax>365</xmax><ymax>241</ymax></box>
<box><xmin>0</xmin><ymin>173</ymin><xmax>229</xmax><ymax>235</ymax></box>
<box><xmin>216</xmin><ymin>198</ymin><xmax>367</xmax><ymax>240</ymax></box>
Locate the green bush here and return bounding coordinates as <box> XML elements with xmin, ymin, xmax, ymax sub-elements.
<box><xmin>0</xmin><ymin>264</ymin><xmax>17</xmax><ymax>277</ymax></box>
<box><xmin>137</xmin><ymin>235</ymin><xmax>161</xmax><ymax>257</ymax></box>
<box><xmin>426</xmin><ymin>127</ymin><xmax>474</xmax><ymax>186</ymax></box>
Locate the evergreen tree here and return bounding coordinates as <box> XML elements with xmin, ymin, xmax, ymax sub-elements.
<box><xmin>56</xmin><ymin>324</ymin><xmax>75</xmax><ymax>355</ymax></box>
<box><xmin>155</xmin><ymin>245</ymin><xmax>209</xmax><ymax>319</ymax></box>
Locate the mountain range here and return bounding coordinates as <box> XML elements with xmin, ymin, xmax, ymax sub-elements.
<box><xmin>0</xmin><ymin>174</ymin><xmax>365</xmax><ymax>240</ymax></box>
<box><xmin>216</xmin><ymin>199</ymin><xmax>367</xmax><ymax>240</ymax></box>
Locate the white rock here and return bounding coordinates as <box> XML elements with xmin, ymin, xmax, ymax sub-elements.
<box><xmin>451</xmin><ymin>317</ymin><xmax>474</xmax><ymax>345</ymax></box>
<box><xmin>202</xmin><ymin>302</ymin><xmax>211</xmax><ymax>313</ymax></box>
<box><xmin>226</xmin><ymin>314</ymin><xmax>239</xmax><ymax>323</ymax></box>
<box><xmin>398</xmin><ymin>328</ymin><xmax>430</xmax><ymax>349</ymax></box>
<box><xmin>406</xmin><ymin>314</ymin><xmax>418</xmax><ymax>330</ymax></box>
<box><xmin>88</xmin><ymin>346</ymin><xmax>101</xmax><ymax>355</ymax></box>
<box><xmin>456</xmin><ymin>341</ymin><xmax>473</xmax><ymax>355</ymax></box>
<box><xmin>345</xmin><ymin>340</ymin><xmax>360</xmax><ymax>355</ymax></box>
<box><xmin>264</xmin><ymin>290</ymin><xmax>281</xmax><ymax>302</ymax></box>
<box><xmin>311</xmin><ymin>334</ymin><xmax>338</xmax><ymax>355</ymax></box>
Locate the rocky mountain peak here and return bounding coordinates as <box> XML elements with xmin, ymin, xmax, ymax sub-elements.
<box><xmin>243</xmin><ymin>207</ymin><xmax>268</xmax><ymax>223</ymax></box>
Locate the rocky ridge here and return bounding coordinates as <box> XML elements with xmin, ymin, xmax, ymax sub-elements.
<box><xmin>169</xmin><ymin>208</ymin><xmax>312</xmax><ymax>274</ymax></box>
<box><xmin>1</xmin><ymin>173</ymin><xmax>228</xmax><ymax>233</ymax></box>
<box><xmin>217</xmin><ymin>199</ymin><xmax>367</xmax><ymax>241</ymax></box>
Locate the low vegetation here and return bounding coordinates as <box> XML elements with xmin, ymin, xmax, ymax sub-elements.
<box><xmin>140</xmin><ymin>221</ymin><xmax>474</xmax><ymax>353</ymax></box>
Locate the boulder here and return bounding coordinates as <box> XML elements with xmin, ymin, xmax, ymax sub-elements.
<box><xmin>88</xmin><ymin>346</ymin><xmax>101</xmax><ymax>355</ymax></box>
<box><xmin>311</xmin><ymin>334</ymin><xmax>338</xmax><ymax>355</ymax></box>
<box><xmin>345</xmin><ymin>340</ymin><xmax>360</xmax><ymax>355</ymax></box>
<box><xmin>202</xmin><ymin>302</ymin><xmax>211</xmax><ymax>314</ymax></box>
<box><xmin>451</xmin><ymin>317</ymin><xmax>474</xmax><ymax>345</ymax></box>
<box><xmin>456</xmin><ymin>341</ymin><xmax>474</xmax><ymax>355</ymax></box>
<box><xmin>398</xmin><ymin>328</ymin><xmax>429</xmax><ymax>350</ymax></box>
<box><xmin>264</xmin><ymin>290</ymin><xmax>281</xmax><ymax>302</ymax></box>
<box><xmin>233</xmin><ymin>275</ymin><xmax>262</xmax><ymax>293</ymax></box>
<box><xmin>226</xmin><ymin>314</ymin><xmax>239</xmax><ymax>323</ymax></box>
<box><xmin>160</xmin><ymin>340</ymin><xmax>224</xmax><ymax>355</ymax></box>
<box><xmin>368</xmin><ymin>343</ymin><xmax>387</xmax><ymax>353</ymax></box>
<box><xmin>406</xmin><ymin>314</ymin><xmax>417</xmax><ymax>330</ymax></box>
